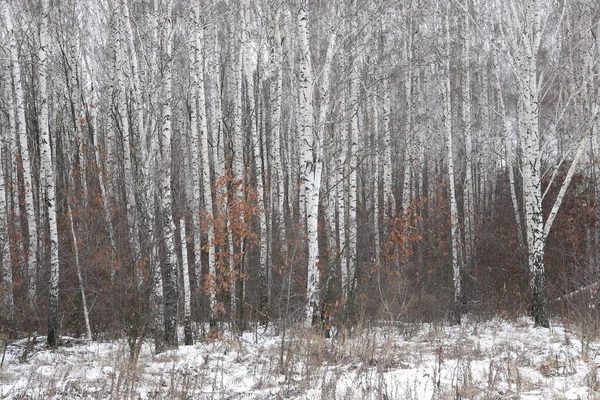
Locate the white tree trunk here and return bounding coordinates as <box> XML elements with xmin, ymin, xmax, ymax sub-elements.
<box><xmin>382</xmin><ymin>78</ymin><xmax>395</xmax><ymax>222</ymax></box>
<box><xmin>197</xmin><ymin>25</ymin><xmax>217</xmax><ymax>326</ymax></box>
<box><xmin>0</xmin><ymin>62</ymin><xmax>14</xmax><ymax>321</ymax></box>
<box><xmin>116</xmin><ymin>5</ymin><xmax>140</xmax><ymax>266</ymax></box>
<box><xmin>190</xmin><ymin>4</ymin><xmax>203</xmax><ymax>291</ymax></box>
<box><xmin>462</xmin><ymin>11</ymin><xmax>475</xmax><ymax>269</ymax></box>
<box><xmin>180</xmin><ymin>219</ymin><xmax>193</xmax><ymax>345</ymax></box>
<box><xmin>444</xmin><ymin>7</ymin><xmax>462</xmax><ymax>324</ymax></box>
<box><xmin>160</xmin><ymin>0</ymin><xmax>178</xmax><ymax>347</ymax></box>
<box><xmin>39</xmin><ymin>0</ymin><xmax>60</xmax><ymax>347</ymax></box>
<box><xmin>66</xmin><ymin>199</ymin><xmax>92</xmax><ymax>341</ymax></box>
<box><xmin>347</xmin><ymin>44</ymin><xmax>359</xmax><ymax>304</ymax></box>
<box><xmin>3</xmin><ymin>0</ymin><xmax>38</xmax><ymax>309</ymax></box>
<box><xmin>297</xmin><ymin>3</ymin><xmax>316</xmax><ymax>327</ymax></box>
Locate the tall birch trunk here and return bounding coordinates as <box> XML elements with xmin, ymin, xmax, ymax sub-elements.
<box><xmin>382</xmin><ymin>78</ymin><xmax>395</xmax><ymax>222</ymax></box>
<box><xmin>39</xmin><ymin>0</ymin><xmax>61</xmax><ymax>347</ymax></box>
<box><xmin>512</xmin><ymin>0</ymin><xmax>549</xmax><ymax>327</ymax></box>
<box><xmin>245</xmin><ymin>44</ymin><xmax>268</xmax><ymax>319</ymax></box>
<box><xmin>180</xmin><ymin>219</ymin><xmax>193</xmax><ymax>345</ymax></box>
<box><xmin>297</xmin><ymin>3</ymin><xmax>316</xmax><ymax>327</ymax></box>
<box><xmin>190</xmin><ymin>4</ymin><xmax>203</xmax><ymax>291</ymax></box>
<box><xmin>196</xmin><ymin>25</ymin><xmax>217</xmax><ymax>327</ymax></box>
<box><xmin>347</xmin><ymin>39</ymin><xmax>359</xmax><ymax>305</ymax></box>
<box><xmin>1</xmin><ymin>67</ymin><xmax>13</xmax><ymax>321</ymax></box>
<box><xmin>462</xmin><ymin>10</ymin><xmax>475</xmax><ymax>269</ymax></box>
<box><xmin>66</xmin><ymin>197</ymin><xmax>92</xmax><ymax>340</ymax></box>
<box><xmin>3</xmin><ymin>1</ymin><xmax>38</xmax><ymax>309</ymax></box>
<box><xmin>116</xmin><ymin>5</ymin><xmax>140</xmax><ymax>267</ymax></box>
<box><xmin>160</xmin><ymin>0</ymin><xmax>178</xmax><ymax>347</ymax></box>
<box><xmin>444</xmin><ymin>6</ymin><xmax>462</xmax><ymax>324</ymax></box>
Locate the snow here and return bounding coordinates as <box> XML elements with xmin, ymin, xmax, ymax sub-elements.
<box><xmin>0</xmin><ymin>317</ymin><xmax>599</xmax><ymax>399</ymax></box>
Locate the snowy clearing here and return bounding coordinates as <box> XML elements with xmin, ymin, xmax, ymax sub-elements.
<box><xmin>0</xmin><ymin>317</ymin><xmax>599</xmax><ymax>399</ymax></box>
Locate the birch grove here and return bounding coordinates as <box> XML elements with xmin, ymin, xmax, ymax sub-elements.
<box><xmin>0</xmin><ymin>0</ymin><xmax>598</xmax><ymax>346</ymax></box>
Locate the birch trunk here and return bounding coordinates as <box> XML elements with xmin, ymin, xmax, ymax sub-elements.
<box><xmin>66</xmin><ymin>198</ymin><xmax>92</xmax><ymax>340</ymax></box>
<box><xmin>116</xmin><ymin>6</ymin><xmax>140</xmax><ymax>267</ymax></box>
<box><xmin>3</xmin><ymin>1</ymin><xmax>38</xmax><ymax>309</ymax></box>
<box><xmin>382</xmin><ymin>78</ymin><xmax>395</xmax><ymax>222</ymax></box>
<box><xmin>180</xmin><ymin>220</ymin><xmax>193</xmax><ymax>345</ymax></box>
<box><xmin>230</xmin><ymin>14</ymin><xmax>245</xmax><ymax>327</ymax></box>
<box><xmin>297</xmin><ymin>3</ymin><xmax>316</xmax><ymax>327</ymax></box>
<box><xmin>495</xmin><ymin>60</ymin><xmax>525</xmax><ymax>248</ymax></box>
<box><xmin>511</xmin><ymin>0</ymin><xmax>549</xmax><ymax>327</ymax></box>
<box><xmin>246</xmin><ymin>44</ymin><xmax>268</xmax><ymax>319</ymax></box>
<box><xmin>270</xmin><ymin>10</ymin><xmax>287</xmax><ymax>258</ymax></box>
<box><xmin>39</xmin><ymin>0</ymin><xmax>61</xmax><ymax>347</ymax></box>
<box><xmin>197</xmin><ymin>25</ymin><xmax>217</xmax><ymax>326</ymax></box>
<box><xmin>444</xmin><ymin>7</ymin><xmax>462</xmax><ymax>324</ymax></box>
<box><xmin>337</xmin><ymin>90</ymin><xmax>348</xmax><ymax>302</ymax></box>
<box><xmin>347</xmin><ymin>43</ymin><xmax>359</xmax><ymax>304</ymax></box>
<box><xmin>0</xmin><ymin>67</ymin><xmax>13</xmax><ymax>321</ymax></box>
<box><xmin>462</xmin><ymin>10</ymin><xmax>474</xmax><ymax>269</ymax></box>
<box><xmin>190</xmin><ymin>4</ymin><xmax>202</xmax><ymax>290</ymax></box>
<box><xmin>160</xmin><ymin>0</ymin><xmax>178</xmax><ymax>347</ymax></box>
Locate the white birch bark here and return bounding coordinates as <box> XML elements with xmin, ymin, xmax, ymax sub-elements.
<box><xmin>297</xmin><ymin>3</ymin><xmax>315</xmax><ymax>326</ymax></box>
<box><xmin>39</xmin><ymin>0</ymin><xmax>60</xmax><ymax>346</ymax></box>
<box><xmin>196</xmin><ymin>25</ymin><xmax>217</xmax><ymax>325</ymax></box>
<box><xmin>382</xmin><ymin>78</ymin><xmax>395</xmax><ymax>222</ymax></box>
<box><xmin>229</xmin><ymin>14</ymin><xmax>245</xmax><ymax>325</ymax></box>
<box><xmin>245</xmin><ymin>39</ymin><xmax>268</xmax><ymax>317</ymax></box>
<box><xmin>371</xmin><ymin>92</ymin><xmax>380</xmax><ymax>267</ymax></box>
<box><xmin>401</xmin><ymin>30</ymin><xmax>414</xmax><ymax>216</ymax></box>
<box><xmin>462</xmin><ymin>10</ymin><xmax>475</xmax><ymax>269</ymax></box>
<box><xmin>495</xmin><ymin>58</ymin><xmax>525</xmax><ymax>248</ymax></box>
<box><xmin>116</xmin><ymin>5</ymin><xmax>140</xmax><ymax>266</ymax></box>
<box><xmin>1</xmin><ymin>65</ymin><xmax>13</xmax><ymax>321</ymax></box>
<box><xmin>337</xmin><ymin>90</ymin><xmax>348</xmax><ymax>301</ymax></box>
<box><xmin>3</xmin><ymin>1</ymin><xmax>38</xmax><ymax>309</ymax></box>
<box><xmin>297</xmin><ymin>5</ymin><xmax>313</xmax><ymax>227</ymax></box>
<box><xmin>507</xmin><ymin>0</ymin><xmax>549</xmax><ymax>327</ymax></box>
<box><xmin>180</xmin><ymin>219</ymin><xmax>193</xmax><ymax>345</ymax></box>
<box><xmin>66</xmin><ymin>198</ymin><xmax>92</xmax><ymax>340</ymax></box>
<box><xmin>444</xmin><ymin>7</ymin><xmax>462</xmax><ymax>324</ymax></box>
<box><xmin>159</xmin><ymin>0</ymin><xmax>178</xmax><ymax>347</ymax></box>
<box><xmin>190</xmin><ymin>4</ymin><xmax>203</xmax><ymax>290</ymax></box>
<box><xmin>347</xmin><ymin>40</ymin><xmax>359</xmax><ymax>303</ymax></box>
<box><xmin>270</xmin><ymin>10</ymin><xmax>287</xmax><ymax>257</ymax></box>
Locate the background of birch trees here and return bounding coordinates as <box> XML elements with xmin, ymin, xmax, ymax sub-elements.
<box><xmin>0</xmin><ymin>0</ymin><xmax>599</xmax><ymax>349</ymax></box>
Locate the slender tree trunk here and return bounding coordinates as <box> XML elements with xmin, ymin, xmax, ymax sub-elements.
<box><xmin>159</xmin><ymin>0</ymin><xmax>178</xmax><ymax>347</ymax></box>
<box><xmin>38</xmin><ymin>0</ymin><xmax>61</xmax><ymax>347</ymax></box>
<box><xmin>347</xmin><ymin>38</ymin><xmax>359</xmax><ymax>306</ymax></box>
<box><xmin>0</xmin><ymin>68</ymin><xmax>13</xmax><ymax>321</ymax></box>
<box><xmin>180</xmin><ymin>219</ymin><xmax>193</xmax><ymax>345</ymax></box>
<box><xmin>3</xmin><ymin>1</ymin><xmax>38</xmax><ymax>310</ymax></box>
<box><xmin>382</xmin><ymin>78</ymin><xmax>395</xmax><ymax>223</ymax></box>
<box><xmin>444</xmin><ymin>6</ymin><xmax>462</xmax><ymax>325</ymax></box>
<box><xmin>462</xmin><ymin>10</ymin><xmax>475</xmax><ymax>270</ymax></box>
<box><xmin>246</xmin><ymin>43</ymin><xmax>268</xmax><ymax>321</ymax></box>
<box><xmin>66</xmin><ymin>198</ymin><xmax>92</xmax><ymax>340</ymax></box>
<box><xmin>197</xmin><ymin>24</ymin><xmax>217</xmax><ymax>327</ymax></box>
<box><xmin>190</xmin><ymin>4</ymin><xmax>203</xmax><ymax>291</ymax></box>
<box><xmin>270</xmin><ymin>9</ymin><xmax>288</xmax><ymax>260</ymax></box>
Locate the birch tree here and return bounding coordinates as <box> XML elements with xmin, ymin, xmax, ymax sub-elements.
<box><xmin>3</xmin><ymin>0</ymin><xmax>38</xmax><ymax>309</ymax></box>
<box><xmin>38</xmin><ymin>0</ymin><xmax>61</xmax><ymax>347</ymax></box>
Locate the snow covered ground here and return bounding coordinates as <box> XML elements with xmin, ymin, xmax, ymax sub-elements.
<box><xmin>0</xmin><ymin>317</ymin><xmax>599</xmax><ymax>399</ymax></box>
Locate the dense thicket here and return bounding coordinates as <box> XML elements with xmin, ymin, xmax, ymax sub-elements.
<box><xmin>0</xmin><ymin>0</ymin><xmax>598</xmax><ymax>349</ymax></box>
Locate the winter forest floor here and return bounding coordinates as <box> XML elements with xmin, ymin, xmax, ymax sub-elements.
<box><xmin>0</xmin><ymin>317</ymin><xmax>599</xmax><ymax>399</ymax></box>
